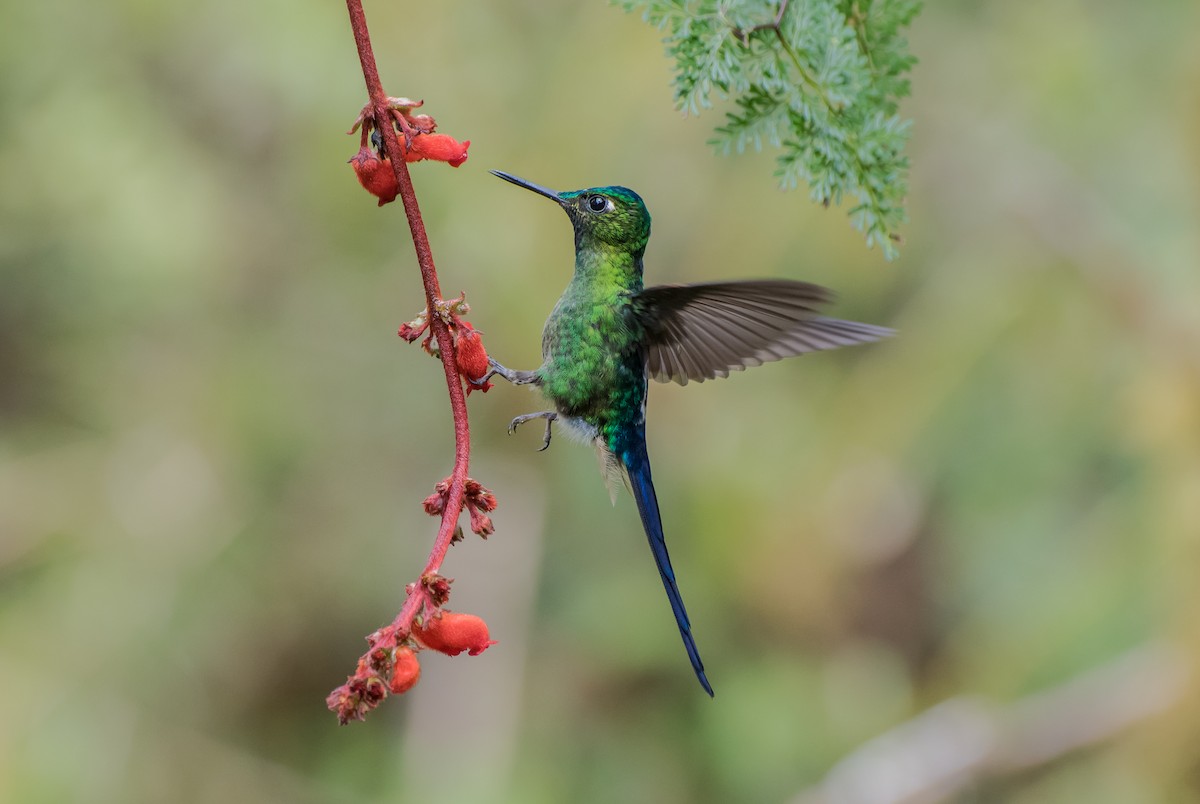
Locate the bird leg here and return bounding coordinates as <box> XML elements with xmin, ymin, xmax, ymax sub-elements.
<box><xmin>509</xmin><ymin>411</ymin><xmax>557</xmax><ymax>451</ymax></box>
<box><xmin>481</xmin><ymin>357</ymin><xmax>540</xmax><ymax>387</ymax></box>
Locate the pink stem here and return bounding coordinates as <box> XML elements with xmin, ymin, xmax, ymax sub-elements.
<box><xmin>345</xmin><ymin>0</ymin><xmax>471</xmax><ymax>626</ymax></box>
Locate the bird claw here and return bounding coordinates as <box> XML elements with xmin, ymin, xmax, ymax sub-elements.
<box><xmin>487</xmin><ymin>358</ymin><xmax>539</xmax><ymax>387</ymax></box>
<box><xmin>509</xmin><ymin>411</ymin><xmax>557</xmax><ymax>451</ymax></box>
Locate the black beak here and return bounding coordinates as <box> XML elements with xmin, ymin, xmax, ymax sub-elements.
<box><xmin>490</xmin><ymin>170</ymin><xmax>565</xmax><ymax>206</ymax></box>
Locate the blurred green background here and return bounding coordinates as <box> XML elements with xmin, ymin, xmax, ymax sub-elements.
<box><xmin>3</xmin><ymin>1</ymin><xmax>1200</xmax><ymax>802</ymax></box>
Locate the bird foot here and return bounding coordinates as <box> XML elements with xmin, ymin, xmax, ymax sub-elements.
<box><xmin>509</xmin><ymin>411</ymin><xmax>557</xmax><ymax>451</ymax></box>
<box><xmin>481</xmin><ymin>357</ymin><xmax>539</xmax><ymax>387</ymax></box>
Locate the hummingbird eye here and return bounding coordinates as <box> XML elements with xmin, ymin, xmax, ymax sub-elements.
<box><xmin>587</xmin><ymin>195</ymin><xmax>610</xmax><ymax>213</ymax></box>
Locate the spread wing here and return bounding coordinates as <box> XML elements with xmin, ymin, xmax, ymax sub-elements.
<box><xmin>632</xmin><ymin>279</ymin><xmax>894</xmax><ymax>386</ymax></box>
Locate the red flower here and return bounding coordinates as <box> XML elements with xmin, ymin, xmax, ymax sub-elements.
<box><xmin>349</xmin><ymin>145</ymin><xmax>399</xmax><ymax>206</ymax></box>
<box><xmin>389</xmin><ymin>648</ymin><xmax>421</xmax><ymax>695</ymax></box>
<box><xmin>413</xmin><ymin>611</ymin><xmax>496</xmax><ymax>656</ymax></box>
<box><xmin>407</xmin><ymin>133</ymin><xmax>471</xmax><ymax>167</ymax></box>
<box><xmin>454</xmin><ymin>322</ymin><xmax>492</xmax><ymax>395</ymax></box>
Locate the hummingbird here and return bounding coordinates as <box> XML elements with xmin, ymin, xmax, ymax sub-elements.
<box><xmin>482</xmin><ymin>171</ymin><xmax>893</xmax><ymax>696</ymax></box>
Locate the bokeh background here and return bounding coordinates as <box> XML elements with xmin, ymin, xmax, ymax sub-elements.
<box><xmin>3</xmin><ymin>1</ymin><xmax>1200</xmax><ymax>802</ymax></box>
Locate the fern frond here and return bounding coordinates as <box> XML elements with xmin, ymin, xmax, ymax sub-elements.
<box><xmin>621</xmin><ymin>0</ymin><xmax>920</xmax><ymax>259</ymax></box>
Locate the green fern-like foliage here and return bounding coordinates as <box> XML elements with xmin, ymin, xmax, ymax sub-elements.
<box><xmin>621</xmin><ymin>0</ymin><xmax>920</xmax><ymax>259</ymax></box>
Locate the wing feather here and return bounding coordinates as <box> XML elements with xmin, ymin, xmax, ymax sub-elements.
<box><xmin>633</xmin><ymin>279</ymin><xmax>893</xmax><ymax>385</ymax></box>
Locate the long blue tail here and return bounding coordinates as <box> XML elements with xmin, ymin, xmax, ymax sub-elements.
<box><xmin>622</xmin><ymin>438</ymin><xmax>714</xmax><ymax>696</ymax></box>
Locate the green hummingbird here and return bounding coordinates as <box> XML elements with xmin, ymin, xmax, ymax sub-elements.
<box><xmin>483</xmin><ymin>170</ymin><xmax>893</xmax><ymax>696</ymax></box>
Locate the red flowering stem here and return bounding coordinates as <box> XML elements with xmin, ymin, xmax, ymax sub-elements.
<box><xmin>345</xmin><ymin>0</ymin><xmax>470</xmax><ymax>603</ymax></box>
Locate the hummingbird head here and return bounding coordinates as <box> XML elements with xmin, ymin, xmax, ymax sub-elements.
<box><xmin>491</xmin><ymin>171</ymin><xmax>651</xmax><ymax>255</ymax></box>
